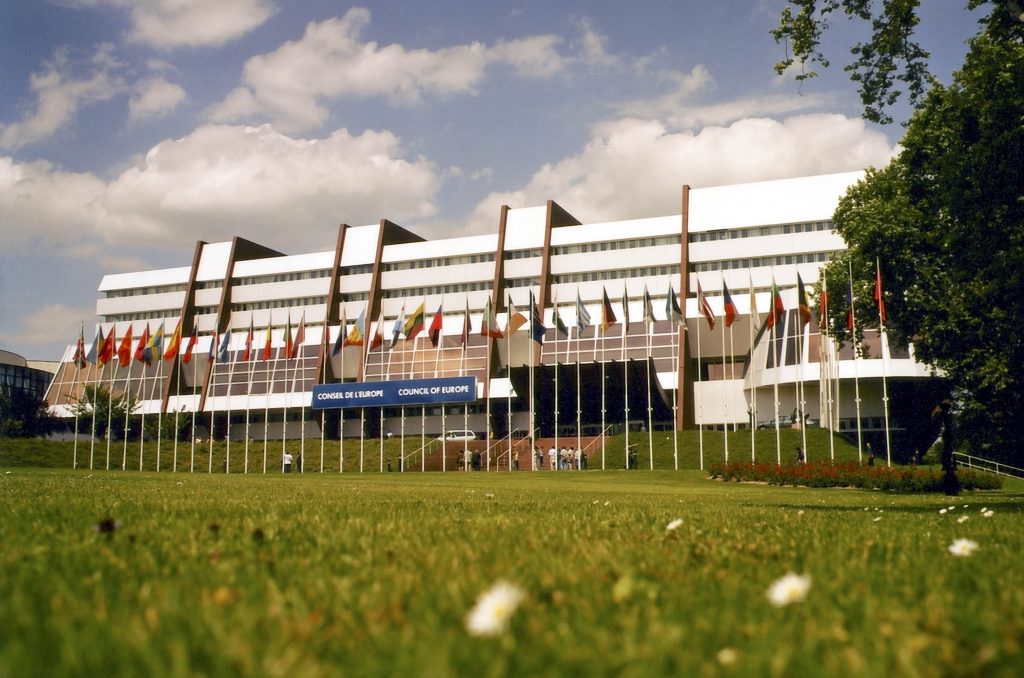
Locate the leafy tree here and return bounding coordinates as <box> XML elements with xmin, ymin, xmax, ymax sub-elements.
<box><xmin>778</xmin><ymin>3</ymin><xmax>1024</xmax><ymax>486</ymax></box>
<box><xmin>70</xmin><ymin>385</ymin><xmax>137</xmax><ymax>441</ymax></box>
<box><xmin>0</xmin><ymin>390</ymin><xmax>56</xmax><ymax>438</ymax></box>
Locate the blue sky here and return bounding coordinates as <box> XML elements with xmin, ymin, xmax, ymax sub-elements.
<box><xmin>0</xmin><ymin>1</ymin><xmax>980</xmax><ymax>361</ymax></box>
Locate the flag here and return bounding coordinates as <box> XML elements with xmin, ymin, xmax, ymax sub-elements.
<box><xmin>697</xmin><ymin>281</ymin><xmax>715</xmax><ymax>330</ymax></box>
<box><xmin>665</xmin><ymin>283</ymin><xmax>684</xmax><ymax>325</ymax></box>
<box><xmin>796</xmin><ymin>273</ymin><xmax>812</xmax><ymax>327</ymax></box>
<box><xmin>142</xmin><ymin>323</ymin><xmax>164</xmax><ymax>365</ymax></box>
<box><xmin>874</xmin><ymin>263</ymin><xmax>887</xmax><ymax>323</ymax></box>
<box><xmin>283</xmin><ymin>315</ymin><xmax>294</xmax><ymax>358</ymax></box>
<box><xmin>134</xmin><ymin>325</ymin><xmax>151</xmax><ymax>364</ymax></box>
<box><xmin>208</xmin><ymin>330</ymin><xmax>217</xmax><ymax>361</ymax></box>
<box><xmin>765</xmin><ymin>278</ymin><xmax>785</xmax><ymax>329</ymax></box>
<box><xmin>576</xmin><ymin>292</ymin><xmax>592</xmax><ymax>332</ymax></box>
<box><xmin>621</xmin><ymin>288</ymin><xmax>630</xmax><ymax>335</ymax></box>
<box><xmin>461</xmin><ymin>300</ymin><xmax>471</xmax><ymax>347</ymax></box>
<box><xmin>404</xmin><ymin>302</ymin><xmax>425</xmax><ymax>340</ymax></box>
<box><xmin>289</xmin><ymin>314</ymin><xmax>306</xmax><ymax>359</ymax></box>
<box><xmin>117</xmin><ymin>326</ymin><xmax>133</xmax><ymax>368</ymax></box>
<box><xmin>262</xmin><ymin>324</ymin><xmax>274</xmax><ymax>361</ymax></box>
<box><xmin>554</xmin><ymin>304</ymin><xmax>569</xmax><ymax>337</ymax></box>
<box><xmin>529</xmin><ymin>290</ymin><xmax>545</xmax><ymax>344</ymax></box>
<box><xmin>642</xmin><ymin>285</ymin><xmax>655</xmax><ymax>331</ymax></box>
<box><xmin>722</xmin><ymin>281</ymin><xmax>738</xmax><ymax>328</ymax></box>
<box><xmin>183</xmin><ymin>326</ymin><xmax>198</xmax><ymax>364</ymax></box>
<box><xmin>218</xmin><ymin>328</ymin><xmax>232</xmax><ymax>363</ymax></box>
<box><xmin>480</xmin><ymin>297</ymin><xmax>503</xmax><ymax>338</ymax></box>
<box><xmin>846</xmin><ymin>273</ymin><xmax>856</xmax><ymax>332</ymax></box>
<box><xmin>98</xmin><ymin>327</ymin><xmax>115</xmax><ymax>366</ymax></box>
<box><xmin>370</xmin><ymin>310</ymin><xmax>384</xmax><ymax>350</ymax></box>
<box><xmin>506</xmin><ymin>298</ymin><xmax>527</xmax><ymax>334</ymax></box>
<box><xmin>600</xmin><ymin>287</ymin><xmax>617</xmax><ymax>334</ymax></box>
<box><xmin>345</xmin><ymin>308</ymin><xmax>366</xmax><ymax>347</ymax></box>
<box><xmin>163</xmin><ymin>321</ymin><xmax>182</xmax><ymax>361</ymax></box>
<box><xmin>73</xmin><ymin>324</ymin><xmax>88</xmax><ymax>368</ymax></box>
<box><xmin>429</xmin><ymin>304</ymin><xmax>444</xmax><ymax>347</ymax></box>
<box><xmin>748</xmin><ymin>277</ymin><xmax>760</xmax><ymax>333</ymax></box>
<box><xmin>819</xmin><ymin>284</ymin><xmax>830</xmax><ymax>335</ymax></box>
<box><xmin>391</xmin><ymin>305</ymin><xmax>406</xmax><ymax>348</ymax></box>
<box><xmin>241</xmin><ymin>320</ymin><xmax>254</xmax><ymax>361</ymax></box>
<box><xmin>86</xmin><ymin>327</ymin><xmax>102</xmax><ymax>364</ymax></box>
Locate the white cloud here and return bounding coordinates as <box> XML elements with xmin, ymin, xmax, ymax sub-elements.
<box><xmin>69</xmin><ymin>0</ymin><xmax>275</xmax><ymax>49</ymax></box>
<box><xmin>0</xmin><ymin>302</ymin><xmax>101</xmax><ymax>359</ymax></box>
<box><xmin>209</xmin><ymin>7</ymin><xmax>565</xmax><ymax>132</ymax></box>
<box><xmin>465</xmin><ymin>113</ymin><xmax>896</xmax><ymax>231</ymax></box>
<box><xmin>573</xmin><ymin>17</ymin><xmax>618</xmax><ymax>67</ymax></box>
<box><xmin>0</xmin><ymin>156</ymin><xmax>106</xmax><ymax>248</ymax></box>
<box><xmin>98</xmin><ymin>123</ymin><xmax>441</xmax><ymax>250</ymax></box>
<box><xmin>0</xmin><ymin>44</ymin><xmax>124</xmax><ymax>150</ymax></box>
<box><xmin>128</xmin><ymin>78</ymin><xmax>186</xmax><ymax>122</ymax></box>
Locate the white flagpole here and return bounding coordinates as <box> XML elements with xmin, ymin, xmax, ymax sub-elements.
<box><xmin>599</xmin><ymin>299</ymin><xmax>606</xmax><ymax>471</ymax></box>
<box><xmin>265</xmin><ymin>326</ymin><xmax>280</xmax><ymax>473</ymax></box>
<box><xmin>243</xmin><ymin>331</ymin><xmax>256</xmax><ymax>474</ymax></box>
<box><xmin>622</xmin><ymin>288</ymin><xmax>630</xmax><ymax>469</ymax></box>
<box><xmin>849</xmin><ymin>260</ymin><xmax>863</xmax><ymax>463</ymax></box>
<box><xmin>528</xmin><ymin>291</ymin><xmax>536</xmax><ymax>473</ymax></box>
<box><xmin>298</xmin><ymin>330</ymin><xmax>307</xmax><ymax>474</ymax></box>
<box><xmin>72</xmin><ymin>327</ymin><xmax>83</xmax><ymax>469</ymax></box>
<box><xmin>88</xmin><ymin>333</ymin><xmax>100</xmax><ymax>469</ymax></box>
<box><xmin>553</xmin><ymin>299</ymin><xmax>559</xmax><ymax>457</ymax></box>
<box><xmin>320</xmin><ymin>325</ymin><xmax>329</xmax><ymax>474</ymax></box>
<box><xmin>772</xmin><ymin>309</ymin><xmax>782</xmax><ymax>467</ymax></box>
<box><xmin>505</xmin><ymin>298</ymin><xmax>512</xmax><ymax>470</ymax></box>
<box><xmin>435</xmin><ymin>301</ymin><xmax>445</xmax><ymax>473</ymax></box>
<box><xmin>749</xmin><ymin>276</ymin><xmax>758</xmax><ymax>463</ymax></box>
<box><xmin>153</xmin><ymin>347</ymin><xmax>165</xmax><ymax>471</ymax></box>
<box><xmin>696</xmin><ymin>308</ymin><xmax>705</xmax><ymax>471</ymax></box>
<box><xmin>107</xmin><ymin>329</ymin><xmax>117</xmax><ymax>470</ymax></box>
<box><xmin>173</xmin><ymin>342</ymin><xmax>182</xmax><ymax>472</ymax></box>
<box><xmin>122</xmin><ymin>334</ymin><xmax>135</xmax><ymax>471</ymax></box>
<box><xmin>281</xmin><ymin>315</ymin><xmax>292</xmax><ymax>472</ymax></box>
<box><xmin>670</xmin><ymin>295</ymin><xmax>679</xmax><ymax>471</ymax></box>
<box><xmin>484</xmin><ymin>307</ymin><xmax>491</xmax><ymax>472</ymax></box>
<box><xmin>224</xmin><ymin>339</ymin><xmax>238</xmax><ymax>474</ymax></box>
<box><xmin>878</xmin><ymin>258</ymin><xmax>893</xmax><ymax>467</ymax></box>
<box><xmin>576</xmin><ymin>296</ymin><xmax>582</xmax><ymax>455</ymax></box>
<box><xmin>721</xmin><ymin>284</ymin><xmax>729</xmax><ymax>464</ymax></box>
<box><xmin>190</xmin><ymin>333</ymin><xmax>198</xmax><ymax>473</ymax></box>
<box><xmin>139</xmin><ymin>344</ymin><xmax>152</xmax><ymax>472</ymax></box>
<box><xmin>419</xmin><ymin>334</ymin><xmax>425</xmax><ymax>473</ymax></box>
<box><xmin>644</xmin><ymin>289</ymin><xmax>653</xmax><ymax>470</ymax></box>
<box><xmin>339</xmin><ymin>317</ymin><xmax>346</xmax><ymax>473</ymax></box>
<box><xmin>461</xmin><ymin>298</ymin><xmax>469</xmax><ymax>472</ymax></box>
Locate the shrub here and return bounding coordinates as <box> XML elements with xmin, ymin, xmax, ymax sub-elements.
<box><xmin>708</xmin><ymin>461</ymin><xmax>1002</xmax><ymax>492</ymax></box>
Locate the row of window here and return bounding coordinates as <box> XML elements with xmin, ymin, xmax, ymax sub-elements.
<box><xmin>553</xmin><ymin>265</ymin><xmax>677</xmax><ymax>286</ymax></box>
<box><xmin>383</xmin><ymin>253</ymin><xmax>495</xmax><ymax>271</ymax></box>
<box><xmin>232</xmin><ymin>296</ymin><xmax>330</xmax><ymax>312</ymax></box>
<box><xmin>383</xmin><ymin>281</ymin><xmax>493</xmax><ymax>299</ymax></box>
<box><xmin>551</xmin><ymin>235</ymin><xmax>681</xmax><ymax>256</ymax></box>
<box><xmin>234</xmin><ymin>270</ymin><xmax>332</xmax><ymax>286</ymax></box>
<box><xmin>690</xmin><ymin>251</ymin><xmax>834</xmax><ymax>273</ymax></box>
<box><xmin>505</xmin><ymin>248</ymin><xmax>542</xmax><ymax>260</ymax></box>
<box><xmin>104</xmin><ymin>284</ymin><xmax>187</xmax><ymax>299</ymax></box>
<box><xmin>690</xmin><ymin>221</ymin><xmax>833</xmax><ymax>243</ymax></box>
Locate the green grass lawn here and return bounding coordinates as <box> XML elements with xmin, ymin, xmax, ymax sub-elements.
<box><xmin>1</xmin><ymin>466</ymin><xmax>1021</xmax><ymax>676</ymax></box>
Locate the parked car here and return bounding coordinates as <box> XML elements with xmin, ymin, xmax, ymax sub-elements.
<box><xmin>438</xmin><ymin>430</ymin><xmax>476</xmax><ymax>441</ymax></box>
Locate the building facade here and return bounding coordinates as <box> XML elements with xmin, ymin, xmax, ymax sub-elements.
<box><xmin>44</xmin><ymin>171</ymin><xmax>933</xmax><ymax>455</ymax></box>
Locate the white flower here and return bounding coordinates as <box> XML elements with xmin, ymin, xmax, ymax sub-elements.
<box><xmin>948</xmin><ymin>506</ymin><xmax>956</xmax><ymax>511</ymax></box>
<box><xmin>982</xmin><ymin>510</ymin><xmax>994</xmax><ymax>518</ymax></box>
<box><xmin>957</xmin><ymin>515</ymin><xmax>969</xmax><ymax>524</ymax></box>
<box><xmin>766</xmin><ymin>573</ymin><xmax>812</xmax><ymax>607</ymax></box>
<box><xmin>873</xmin><ymin>517</ymin><xmax>882</xmax><ymax>522</ymax></box>
<box><xmin>716</xmin><ymin>648</ymin><xmax>738</xmax><ymax>665</ymax></box>
<box><xmin>465</xmin><ymin>581</ymin><xmax>525</xmax><ymax>636</ymax></box>
<box><xmin>939</xmin><ymin>509</ymin><xmax>948</xmax><ymax>514</ymax></box>
<box><xmin>947</xmin><ymin>539</ymin><xmax>979</xmax><ymax>557</ymax></box>
<box><xmin>666</xmin><ymin>519</ymin><xmax>683</xmax><ymax>532</ymax></box>
<box><xmin>797</xmin><ymin>510</ymin><xmax>805</xmax><ymax>516</ymax></box>
<box><xmin>980</xmin><ymin>507</ymin><xmax>988</xmax><ymax>513</ymax></box>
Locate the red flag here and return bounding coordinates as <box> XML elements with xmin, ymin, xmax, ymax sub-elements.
<box><xmin>283</xmin><ymin>316</ymin><xmax>294</xmax><ymax>358</ymax></box>
<box><xmin>429</xmin><ymin>304</ymin><xmax>444</xmax><ymax>347</ymax></box>
<box><xmin>289</xmin><ymin>314</ymin><xmax>305</xmax><ymax>359</ymax></box>
<box><xmin>461</xmin><ymin>300</ymin><xmax>471</xmax><ymax>347</ymax></box>
<box><xmin>182</xmin><ymin>326</ymin><xmax>198</xmax><ymax>364</ymax></box>
<box><xmin>98</xmin><ymin>327</ymin><xmax>115</xmax><ymax>366</ymax></box>
<box><xmin>134</xmin><ymin>326</ymin><xmax>151</xmax><ymax>364</ymax></box>
<box><xmin>72</xmin><ymin>325</ymin><xmax>88</xmax><ymax>368</ymax></box>
<box><xmin>722</xmin><ymin>282</ymin><xmax>738</xmax><ymax>328</ymax></box>
<box><xmin>765</xmin><ymin>279</ymin><xmax>785</xmax><ymax>329</ymax></box>
<box><xmin>117</xmin><ymin>326</ymin><xmax>133</xmax><ymax>368</ymax></box>
<box><xmin>241</xmin><ymin>321</ymin><xmax>254</xmax><ymax>361</ymax></box>
<box><xmin>261</xmin><ymin>325</ymin><xmax>273</xmax><ymax>361</ymax></box>
<box><xmin>874</xmin><ymin>264</ymin><xmax>887</xmax><ymax>323</ymax></box>
<box><xmin>846</xmin><ymin>274</ymin><xmax>856</xmax><ymax>332</ymax></box>
<box><xmin>163</xmin><ymin>321</ymin><xmax>182</xmax><ymax>360</ymax></box>
<box><xmin>369</xmin><ymin>310</ymin><xmax>384</xmax><ymax>350</ymax></box>
<box><xmin>697</xmin><ymin>281</ymin><xmax>715</xmax><ymax>330</ymax></box>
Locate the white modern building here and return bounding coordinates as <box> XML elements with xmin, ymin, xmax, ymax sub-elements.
<box><xmin>45</xmin><ymin>171</ymin><xmax>935</xmax><ymax>457</ymax></box>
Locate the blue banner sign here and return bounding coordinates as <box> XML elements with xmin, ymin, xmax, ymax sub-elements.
<box><xmin>312</xmin><ymin>376</ymin><xmax>477</xmax><ymax>410</ymax></box>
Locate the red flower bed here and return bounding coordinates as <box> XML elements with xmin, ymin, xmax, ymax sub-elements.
<box><xmin>708</xmin><ymin>461</ymin><xmax>1001</xmax><ymax>491</ymax></box>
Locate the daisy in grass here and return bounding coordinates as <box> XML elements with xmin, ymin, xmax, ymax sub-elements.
<box><xmin>982</xmin><ymin>509</ymin><xmax>994</xmax><ymax>518</ymax></box>
<box><xmin>766</xmin><ymin>573</ymin><xmax>811</xmax><ymax>607</ymax></box>
<box><xmin>466</xmin><ymin>581</ymin><xmax>525</xmax><ymax>636</ymax></box>
<box><xmin>947</xmin><ymin>539</ymin><xmax>979</xmax><ymax>557</ymax></box>
<box><xmin>666</xmin><ymin>519</ymin><xmax>683</xmax><ymax>532</ymax></box>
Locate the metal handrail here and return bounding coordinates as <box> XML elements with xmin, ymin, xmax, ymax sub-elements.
<box><xmin>953</xmin><ymin>452</ymin><xmax>1024</xmax><ymax>479</ymax></box>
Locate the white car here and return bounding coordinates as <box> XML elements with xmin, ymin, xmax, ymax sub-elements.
<box><xmin>438</xmin><ymin>430</ymin><xmax>476</xmax><ymax>441</ymax></box>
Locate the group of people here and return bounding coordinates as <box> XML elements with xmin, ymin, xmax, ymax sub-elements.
<box><xmin>532</xmin><ymin>445</ymin><xmax>587</xmax><ymax>471</ymax></box>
